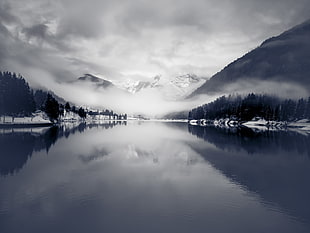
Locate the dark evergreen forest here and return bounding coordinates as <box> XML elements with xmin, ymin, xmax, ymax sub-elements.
<box><xmin>189</xmin><ymin>94</ymin><xmax>310</xmax><ymax>122</ymax></box>
<box><xmin>0</xmin><ymin>71</ymin><xmax>35</xmax><ymax>117</ymax></box>
<box><xmin>0</xmin><ymin>71</ymin><xmax>69</xmax><ymax>122</ymax></box>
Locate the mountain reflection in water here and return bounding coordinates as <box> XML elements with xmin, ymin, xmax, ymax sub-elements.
<box><xmin>188</xmin><ymin>124</ymin><xmax>310</xmax><ymax>224</ymax></box>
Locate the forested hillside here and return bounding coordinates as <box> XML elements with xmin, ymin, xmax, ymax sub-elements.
<box><xmin>189</xmin><ymin>94</ymin><xmax>310</xmax><ymax>122</ymax></box>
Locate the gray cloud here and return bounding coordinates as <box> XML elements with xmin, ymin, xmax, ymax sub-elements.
<box><xmin>0</xmin><ymin>1</ymin><xmax>19</xmax><ymax>24</ymax></box>
<box><xmin>22</xmin><ymin>23</ymin><xmax>49</xmax><ymax>40</ymax></box>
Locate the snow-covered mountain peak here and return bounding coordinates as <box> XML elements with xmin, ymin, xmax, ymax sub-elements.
<box><xmin>151</xmin><ymin>75</ymin><xmax>161</xmax><ymax>87</ymax></box>
<box><xmin>170</xmin><ymin>74</ymin><xmax>201</xmax><ymax>88</ymax></box>
<box><xmin>118</xmin><ymin>75</ymin><xmax>162</xmax><ymax>94</ymax></box>
<box><xmin>114</xmin><ymin>73</ymin><xmax>206</xmax><ymax>100</ymax></box>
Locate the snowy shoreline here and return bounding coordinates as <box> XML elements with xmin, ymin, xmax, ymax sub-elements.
<box><xmin>189</xmin><ymin>118</ymin><xmax>310</xmax><ymax>133</ymax></box>
<box><xmin>0</xmin><ymin>111</ymin><xmax>53</xmax><ymax>128</ymax></box>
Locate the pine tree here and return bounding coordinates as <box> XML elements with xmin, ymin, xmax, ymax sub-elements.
<box><xmin>78</xmin><ymin>107</ymin><xmax>86</xmax><ymax>119</ymax></box>
<box><xmin>65</xmin><ymin>102</ymin><xmax>71</xmax><ymax>112</ymax></box>
<box><xmin>34</xmin><ymin>90</ymin><xmax>48</xmax><ymax>110</ymax></box>
<box><xmin>306</xmin><ymin>97</ymin><xmax>310</xmax><ymax>119</ymax></box>
<box><xmin>44</xmin><ymin>93</ymin><xmax>60</xmax><ymax>122</ymax></box>
<box><xmin>295</xmin><ymin>98</ymin><xmax>306</xmax><ymax>120</ymax></box>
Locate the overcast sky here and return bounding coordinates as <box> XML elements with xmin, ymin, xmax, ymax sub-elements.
<box><xmin>0</xmin><ymin>0</ymin><xmax>310</xmax><ymax>114</ymax></box>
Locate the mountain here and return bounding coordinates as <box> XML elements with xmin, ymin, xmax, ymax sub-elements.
<box><xmin>76</xmin><ymin>74</ymin><xmax>114</xmax><ymax>89</ymax></box>
<box><xmin>162</xmin><ymin>74</ymin><xmax>207</xmax><ymax>100</ymax></box>
<box><xmin>190</xmin><ymin>19</ymin><xmax>310</xmax><ymax>97</ymax></box>
<box><xmin>121</xmin><ymin>75</ymin><xmax>161</xmax><ymax>94</ymax></box>
<box><xmin>117</xmin><ymin>74</ymin><xmax>206</xmax><ymax>100</ymax></box>
<box><xmin>171</xmin><ymin>74</ymin><xmax>203</xmax><ymax>89</ymax></box>
<box><xmin>72</xmin><ymin>73</ymin><xmax>205</xmax><ymax>100</ymax></box>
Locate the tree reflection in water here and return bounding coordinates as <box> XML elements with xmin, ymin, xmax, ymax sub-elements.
<box><xmin>188</xmin><ymin>124</ymin><xmax>310</xmax><ymax>223</ymax></box>
<box><xmin>0</xmin><ymin>121</ymin><xmax>126</xmax><ymax>176</ymax></box>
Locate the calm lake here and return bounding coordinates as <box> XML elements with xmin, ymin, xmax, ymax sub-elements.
<box><xmin>0</xmin><ymin>122</ymin><xmax>310</xmax><ymax>233</ymax></box>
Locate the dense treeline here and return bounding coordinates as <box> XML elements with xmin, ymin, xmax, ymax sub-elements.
<box><xmin>88</xmin><ymin>109</ymin><xmax>127</xmax><ymax>120</ymax></box>
<box><xmin>1</xmin><ymin>71</ymin><xmax>125</xmax><ymax>123</ymax></box>
<box><xmin>0</xmin><ymin>71</ymin><xmax>35</xmax><ymax>117</ymax></box>
<box><xmin>36</xmin><ymin>92</ymin><xmax>87</xmax><ymax>121</ymax></box>
<box><xmin>189</xmin><ymin>93</ymin><xmax>310</xmax><ymax>122</ymax></box>
<box><xmin>0</xmin><ymin>71</ymin><xmax>83</xmax><ymax>122</ymax></box>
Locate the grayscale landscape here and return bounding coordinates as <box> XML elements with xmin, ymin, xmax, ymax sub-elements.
<box><xmin>1</xmin><ymin>0</ymin><xmax>310</xmax><ymax>232</ymax></box>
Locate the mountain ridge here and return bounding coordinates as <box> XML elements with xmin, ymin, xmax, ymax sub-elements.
<box><xmin>77</xmin><ymin>74</ymin><xmax>114</xmax><ymax>89</ymax></box>
<box><xmin>116</xmin><ymin>74</ymin><xmax>206</xmax><ymax>100</ymax></box>
<box><xmin>190</xmin><ymin>19</ymin><xmax>310</xmax><ymax>97</ymax></box>
<box><xmin>74</xmin><ymin>73</ymin><xmax>206</xmax><ymax>100</ymax></box>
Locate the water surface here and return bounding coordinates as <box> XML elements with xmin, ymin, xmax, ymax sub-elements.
<box><xmin>0</xmin><ymin>122</ymin><xmax>310</xmax><ymax>233</ymax></box>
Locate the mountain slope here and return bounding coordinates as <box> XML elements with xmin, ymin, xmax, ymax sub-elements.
<box><xmin>76</xmin><ymin>74</ymin><xmax>114</xmax><ymax>89</ymax></box>
<box><xmin>190</xmin><ymin>19</ymin><xmax>310</xmax><ymax>96</ymax></box>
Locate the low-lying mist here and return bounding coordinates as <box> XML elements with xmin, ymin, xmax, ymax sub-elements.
<box><xmin>220</xmin><ymin>79</ymin><xmax>309</xmax><ymax>99</ymax></box>
<box><xmin>49</xmin><ymin>81</ymin><xmax>217</xmax><ymax>118</ymax></box>
<box><xmin>32</xmin><ymin>71</ymin><xmax>309</xmax><ymax>118</ymax></box>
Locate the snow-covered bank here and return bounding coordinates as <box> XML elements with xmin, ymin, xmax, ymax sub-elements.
<box><xmin>60</xmin><ymin>110</ymin><xmax>84</xmax><ymax>122</ymax></box>
<box><xmin>241</xmin><ymin>118</ymin><xmax>287</xmax><ymax>131</ymax></box>
<box><xmin>189</xmin><ymin>118</ymin><xmax>240</xmax><ymax>127</ymax></box>
<box><xmin>287</xmin><ymin>119</ymin><xmax>310</xmax><ymax>134</ymax></box>
<box><xmin>189</xmin><ymin>118</ymin><xmax>310</xmax><ymax>134</ymax></box>
<box><xmin>0</xmin><ymin>111</ymin><xmax>52</xmax><ymax>127</ymax></box>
